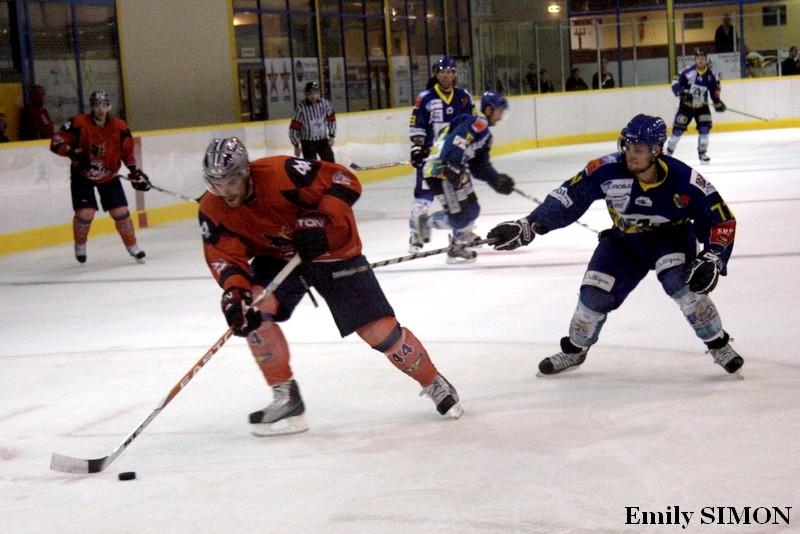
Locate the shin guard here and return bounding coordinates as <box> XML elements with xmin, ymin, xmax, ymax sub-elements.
<box><xmin>73</xmin><ymin>215</ymin><xmax>92</xmax><ymax>245</ymax></box>
<box><xmin>368</xmin><ymin>321</ymin><xmax>438</xmax><ymax>386</ymax></box>
<box><xmin>248</xmin><ymin>320</ymin><xmax>293</xmax><ymax>386</ymax></box>
<box><xmin>672</xmin><ymin>286</ymin><xmax>723</xmax><ymax>342</ymax></box>
<box><xmin>568</xmin><ymin>300</ymin><xmax>607</xmax><ymax>348</ymax></box>
<box><xmin>112</xmin><ymin>210</ymin><xmax>137</xmax><ymax>247</ymax></box>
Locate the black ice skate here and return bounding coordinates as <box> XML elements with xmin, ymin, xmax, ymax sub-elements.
<box><xmin>74</xmin><ymin>243</ymin><xmax>87</xmax><ymax>264</ymax></box>
<box><xmin>538</xmin><ymin>337</ymin><xmax>588</xmax><ymax>375</ymax></box>
<box><xmin>127</xmin><ymin>244</ymin><xmax>146</xmax><ymax>263</ymax></box>
<box><xmin>249</xmin><ymin>379</ymin><xmax>308</xmax><ymax>436</ymax></box>
<box><xmin>698</xmin><ymin>151</ymin><xmax>710</xmax><ymax>164</ymax></box>
<box><xmin>420</xmin><ymin>373</ymin><xmax>463</xmax><ymax>418</ymax></box>
<box><xmin>706</xmin><ymin>333</ymin><xmax>744</xmax><ymax>374</ymax></box>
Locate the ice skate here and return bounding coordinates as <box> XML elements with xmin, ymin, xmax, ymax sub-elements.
<box><xmin>420</xmin><ymin>373</ymin><xmax>463</xmax><ymax>418</ymax></box>
<box><xmin>538</xmin><ymin>337</ymin><xmax>588</xmax><ymax>376</ymax></box>
<box><xmin>708</xmin><ymin>341</ymin><xmax>744</xmax><ymax>374</ymax></box>
<box><xmin>249</xmin><ymin>379</ymin><xmax>308</xmax><ymax>436</ymax></box>
<box><xmin>446</xmin><ymin>230</ymin><xmax>478</xmax><ymax>264</ymax></box>
<box><xmin>408</xmin><ymin>231</ymin><xmax>424</xmax><ymax>253</ymax></box>
<box><xmin>698</xmin><ymin>152</ymin><xmax>710</xmax><ymax>164</ymax></box>
<box><xmin>127</xmin><ymin>243</ymin><xmax>146</xmax><ymax>263</ymax></box>
<box><xmin>74</xmin><ymin>243</ymin><xmax>87</xmax><ymax>264</ymax></box>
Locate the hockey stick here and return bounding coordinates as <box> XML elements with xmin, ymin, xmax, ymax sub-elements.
<box><xmin>117</xmin><ymin>174</ymin><xmax>200</xmax><ymax>203</ymax></box>
<box><xmin>350</xmin><ymin>161</ymin><xmax>410</xmax><ymax>171</ymax></box>
<box><xmin>50</xmin><ymin>255</ymin><xmax>303</xmax><ymax>474</ymax></box>
<box><xmin>724</xmin><ymin>107</ymin><xmax>770</xmax><ymax>122</ymax></box>
<box><xmin>332</xmin><ymin>238</ymin><xmax>495</xmax><ymax>279</ymax></box>
<box><xmin>513</xmin><ymin>188</ymin><xmax>599</xmax><ymax>235</ymax></box>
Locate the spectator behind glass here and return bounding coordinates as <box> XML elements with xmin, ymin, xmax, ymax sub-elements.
<box><xmin>565</xmin><ymin>68</ymin><xmax>588</xmax><ymax>91</ymax></box>
<box><xmin>715</xmin><ymin>14</ymin><xmax>735</xmax><ymax>53</ymax></box>
<box><xmin>525</xmin><ymin>63</ymin><xmax>539</xmax><ymax>93</ymax></box>
<box><xmin>19</xmin><ymin>84</ymin><xmax>54</xmax><ymax>140</ymax></box>
<box><xmin>781</xmin><ymin>46</ymin><xmax>799</xmax><ymax>76</ymax></box>
<box><xmin>0</xmin><ymin>113</ymin><xmax>9</xmax><ymax>142</ymax></box>
<box><xmin>538</xmin><ymin>68</ymin><xmax>555</xmax><ymax>93</ymax></box>
<box><xmin>592</xmin><ymin>61</ymin><xmax>615</xmax><ymax>89</ymax></box>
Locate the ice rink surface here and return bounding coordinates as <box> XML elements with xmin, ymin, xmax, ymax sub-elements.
<box><xmin>2</xmin><ymin>129</ymin><xmax>799</xmax><ymax>533</ymax></box>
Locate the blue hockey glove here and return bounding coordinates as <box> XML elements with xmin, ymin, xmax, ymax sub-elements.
<box><xmin>441</xmin><ymin>162</ymin><xmax>463</xmax><ymax>187</ymax></box>
<box><xmin>488</xmin><ymin>218</ymin><xmax>535</xmax><ymax>251</ymax></box>
<box><xmin>686</xmin><ymin>250</ymin><xmax>722</xmax><ymax>294</ymax></box>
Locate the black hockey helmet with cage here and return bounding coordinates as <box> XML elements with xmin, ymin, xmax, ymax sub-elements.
<box><xmin>304</xmin><ymin>81</ymin><xmax>319</xmax><ymax>93</ymax></box>
<box><xmin>89</xmin><ymin>90</ymin><xmax>110</xmax><ymax>106</ymax></box>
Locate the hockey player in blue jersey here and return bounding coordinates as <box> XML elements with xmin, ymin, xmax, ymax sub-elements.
<box><xmin>487</xmin><ymin>114</ymin><xmax>744</xmax><ymax>375</ymax></box>
<box><xmin>408</xmin><ymin>56</ymin><xmax>476</xmax><ymax>253</ymax></box>
<box><xmin>666</xmin><ymin>48</ymin><xmax>726</xmax><ymax>163</ymax></box>
<box><xmin>421</xmin><ymin>90</ymin><xmax>515</xmax><ymax>264</ymax></box>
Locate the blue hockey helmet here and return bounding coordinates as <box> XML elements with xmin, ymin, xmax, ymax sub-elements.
<box><xmin>480</xmin><ymin>90</ymin><xmax>509</xmax><ymax>113</ymax></box>
<box><xmin>433</xmin><ymin>56</ymin><xmax>457</xmax><ymax>73</ymax></box>
<box><xmin>619</xmin><ymin>114</ymin><xmax>667</xmax><ymax>153</ymax></box>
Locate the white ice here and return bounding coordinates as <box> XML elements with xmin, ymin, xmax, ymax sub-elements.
<box><xmin>1</xmin><ymin>130</ymin><xmax>799</xmax><ymax>533</ymax></box>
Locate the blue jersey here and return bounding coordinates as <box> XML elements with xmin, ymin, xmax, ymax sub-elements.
<box><xmin>422</xmin><ymin>113</ymin><xmax>500</xmax><ymax>184</ymax></box>
<box><xmin>409</xmin><ymin>84</ymin><xmax>475</xmax><ymax>147</ymax></box>
<box><xmin>672</xmin><ymin>65</ymin><xmax>721</xmax><ymax>108</ymax></box>
<box><xmin>529</xmin><ymin>153</ymin><xmax>736</xmax><ymax>267</ymax></box>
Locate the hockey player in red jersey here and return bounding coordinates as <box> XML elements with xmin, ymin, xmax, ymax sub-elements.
<box><xmin>51</xmin><ymin>90</ymin><xmax>151</xmax><ymax>263</ymax></box>
<box><xmin>198</xmin><ymin>137</ymin><xmax>463</xmax><ymax>435</ymax></box>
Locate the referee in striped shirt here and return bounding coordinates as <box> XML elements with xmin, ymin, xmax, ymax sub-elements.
<box><xmin>290</xmin><ymin>81</ymin><xmax>336</xmax><ymax>162</ymax></box>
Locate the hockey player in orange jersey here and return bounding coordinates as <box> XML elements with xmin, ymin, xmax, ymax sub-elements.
<box><xmin>198</xmin><ymin>137</ymin><xmax>463</xmax><ymax>435</ymax></box>
<box><xmin>51</xmin><ymin>90</ymin><xmax>151</xmax><ymax>264</ymax></box>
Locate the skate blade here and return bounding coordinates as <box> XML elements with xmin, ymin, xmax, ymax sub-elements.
<box><xmin>536</xmin><ymin>364</ymin><xmax>584</xmax><ymax>378</ymax></box>
<box><xmin>445</xmin><ymin>402</ymin><xmax>464</xmax><ymax>419</ymax></box>
<box><xmin>250</xmin><ymin>415</ymin><xmax>309</xmax><ymax>437</ymax></box>
<box><xmin>446</xmin><ymin>255</ymin><xmax>477</xmax><ymax>265</ymax></box>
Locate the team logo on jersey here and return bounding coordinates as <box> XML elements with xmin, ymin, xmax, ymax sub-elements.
<box><xmin>414</xmin><ymin>95</ymin><xmax>422</xmax><ymax>109</ymax></box>
<box><xmin>446</xmin><ymin>106</ymin><xmax>453</xmax><ymax>115</ymax></box>
<box><xmin>332</xmin><ymin>171</ymin><xmax>351</xmax><ymax>186</ymax></box>
<box><xmin>635</xmin><ymin>196</ymin><xmax>653</xmax><ymax>207</ymax></box>
<box><xmin>210</xmin><ymin>260</ymin><xmax>229</xmax><ymax>275</ymax></box>
<box><xmin>472</xmin><ymin>117</ymin><xmax>488</xmax><ymax>133</ymax></box>
<box><xmin>585</xmin><ymin>157</ymin><xmax>605</xmax><ymax>175</ymax></box>
<box><xmin>673</xmin><ymin>193</ymin><xmax>690</xmax><ymax>208</ymax></box>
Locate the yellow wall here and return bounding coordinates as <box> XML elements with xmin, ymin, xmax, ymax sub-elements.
<box><xmin>0</xmin><ymin>82</ymin><xmax>23</xmax><ymax>142</ymax></box>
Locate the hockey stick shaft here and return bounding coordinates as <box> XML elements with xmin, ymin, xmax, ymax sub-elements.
<box><xmin>50</xmin><ymin>255</ymin><xmax>303</xmax><ymax>474</ymax></box>
<box><xmin>513</xmin><ymin>188</ymin><xmax>599</xmax><ymax>234</ymax></box>
<box><xmin>724</xmin><ymin>107</ymin><xmax>770</xmax><ymax>122</ymax></box>
<box><xmin>332</xmin><ymin>238</ymin><xmax>495</xmax><ymax>279</ymax></box>
<box><xmin>117</xmin><ymin>174</ymin><xmax>200</xmax><ymax>203</ymax></box>
<box><xmin>350</xmin><ymin>161</ymin><xmax>410</xmax><ymax>171</ymax></box>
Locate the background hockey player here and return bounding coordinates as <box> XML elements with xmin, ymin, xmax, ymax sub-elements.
<box><xmin>421</xmin><ymin>90</ymin><xmax>515</xmax><ymax>264</ymax></box>
<box><xmin>289</xmin><ymin>81</ymin><xmax>336</xmax><ymax>162</ymax></box>
<box><xmin>51</xmin><ymin>89</ymin><xmax>151</xmax><ymax>264</ymax></box>
<box><xmin>666</xmin><ymin>48</ymin><xmax>726</xmax><ymax>163</ymax></box>
<box><xmin>488</xmin><ymin>114</ymin><xmax>743</xmax><ymax>375</ymax></box>
<box><xmin>407</xmin><ymin>56</ymin><xmax>475</xmax><ymax>253</ymax></box>
<box><xmin>199</xmin><ymin>137</ymin><xmax>463</xmax><ymax>435</ymax></box>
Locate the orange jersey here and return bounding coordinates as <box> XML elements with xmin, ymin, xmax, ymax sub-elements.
<box><xmin>50</xmin><ymin>113</ymin><xmax>136</xmax><ymax>184</ymax></box>
<box><xmin>199</xmin><ymin>156</ymin><xmax>363</xmax><ymax>291</ymax></box>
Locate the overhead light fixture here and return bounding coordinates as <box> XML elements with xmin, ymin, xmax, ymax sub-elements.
<box><xmin>548</xmin><ymin>3</ymin><xmax>561</xmax><ymax>14</ymax></box>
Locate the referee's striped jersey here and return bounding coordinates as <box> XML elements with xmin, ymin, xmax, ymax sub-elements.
<box><xmin>289</xmin><ymin>98</ymin><xmax>336</xmax><ymax>146</ymax></box>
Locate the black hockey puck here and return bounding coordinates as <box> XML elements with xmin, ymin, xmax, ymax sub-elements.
<box><xmin>118</xmin><ymin>471</ymin><xmax>136</xmax><ymax>481</ymax></box>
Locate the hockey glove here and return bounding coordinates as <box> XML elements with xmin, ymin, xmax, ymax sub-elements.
<box><xmin>686</xmin><ymin>250</ymin><xmax>722</xmax><ymax>294</ymax></box>
<box><xmin>293</xmin><ymin>210</ymin><xmax>330</xmax><ymax>261</ymax></box>
<box><xmin>441</xmin><ymin>162</ymin><xmax>464</xmax><ymax>187</ymax></box>
<box><xmin>221</xmin><ymin>287</ymin><xmax>262</xmax><ymax>336</ymax></box>
<box><xmin>128</xmin><ymin>169</ymin><xmax>151</xmax><ymax>191</ymax></box>
<box><xmin>490</xmin><ymin>174</ymin><xmax>515</xmax><ymax>195</ymax></box>
<box><xmin>713</xmin><ymin>100</ymin><xmax>726</xmax><ymax>112</ymax></box>
<box><xmin>487</xmin><ymin>218</ymin><xmax>535</xmax><ymax>251</ymax></box>
<box><xmin>410</xmin><ymin>144</ymin><xmax>430</xmax><ymax>169</ymax></box>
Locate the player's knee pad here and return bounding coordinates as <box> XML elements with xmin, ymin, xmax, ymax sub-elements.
<box><xmin>247</xmin><ymin>316</ymin><xmax>292</xmax><ymax>385</ymax></box>
<box><xmin>671</xmin><ymin>286</ymin><xmax>723</xmax><ymax>342</ymax></box>
<box><xmin>579</xmin><ymin>277</ymin><xmax>619</xmax><ymax>313</ymax></box>
<box><xmin>111</xmin><ymin>209</ymin><xmax>131</xmax><ymax>222</ymax></box>
<box><xmin>656</xmin><ymin>256</ymin><xmax>687</xmax><ymax>295</ymax></box>
<box><xmin>359</xmin><ymin>317</ymin><xmax>437</xmax><ymax>386</ymax></box>
<box><xmin>568</xmin><ymin>298</ymin><xmax>608</xmax><ymax>348</ymax></box>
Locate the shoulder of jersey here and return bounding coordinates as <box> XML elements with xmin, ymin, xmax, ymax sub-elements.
<box><xmin>662</xmin><ymin>155</ymin><xmax>694</xmax><ymax>181</ymax></box>
<box><xmin>71</xmin><ymin>114</ymin><xmax>93</xmax><ymax>127</ymax></box>
<box><xmin>584</xmin><ymin>153</ymin><xmax>620</xmax><ymax>176</ymax></box>
<box><xmin>414</xmin><ymin>90</ymin><xmax>432</xmax><ymax>108</ymax></box>
<box><xmin>470</xmin><ymin>116</ymin><xmax>489</xmax><ymax>133</ymax></box>
<box><xmin>111</xmin><ymin>117</ymin><xmax>130</xmax><ymax>130</ymax></box>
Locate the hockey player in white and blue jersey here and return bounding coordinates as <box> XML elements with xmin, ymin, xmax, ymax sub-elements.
<box><xmin>488</xmin><ymin>114</ymin><xmax>744</xmax><ymax>375</ymax></box>
<box><xmin>666</xmin><ymin>48</ymin><xmax>726</xmax><ymax>163</ymax></box>
<box><xmin>407</xmin><ymin>56</ymin><xmax>476</xmax><ymax>253</ymax></box>
<box><xmin>421</xmin><ymin>91</ymin><xmax>515</xmax><ymax>264</ymax></box>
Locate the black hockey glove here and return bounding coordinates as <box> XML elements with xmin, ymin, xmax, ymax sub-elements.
<box><xmin>293</xmin><ymin>210</ymin><xmax>330</xmax><ymax>261</ymax></box>
<box><xmin>490</xmin><ymin>174</ymin><xmax>515</xmax><ymax>195</ymax></box>
<box><xmin>128</xmin><ymin>168</ymin><xmax>151</xmax><ymax>191</ymax></box>
<box><xmin>487</xmin><ymin>218</ymin><xmax>535</xmax><ymax>251</ymax></box>
<box><xmin>713</xmin><ymin>100</ymin><xmax>726</xmax><ymax>112</ymax></box>
<box><xmin>441</xmin><ymin>162</ymin><xmax>463</xmax><ymax>187</ymax></box>
<box><xmin>686</xmin><ymin>250</ymin><xmax>722</xmax><ymax>294</ymax></box>
<box><xmin>410</xmin><ymin>144</ymin><xmax>430</xmax><ymax>169</ymax></box>
<box><xmin>221</xmin><ymin>287</ymin><xmax>262</xmax><ymax>336</ymax></box>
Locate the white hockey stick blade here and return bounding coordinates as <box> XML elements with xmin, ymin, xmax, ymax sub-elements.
<box><xmin>250</xmin><ymin>415</ymin><xmax>309</xmax><ymax>437</ymax></box>
<box><xmin>50</xmin><ymin>452</ymin><xmax>110</xmax><ymax>474</ymax></box>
